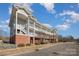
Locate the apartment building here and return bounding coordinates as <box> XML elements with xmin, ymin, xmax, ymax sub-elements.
<box><xmin>9</xmin><ymin>4</ymin><xmax>58</xmax><ymax>45</ymax></box>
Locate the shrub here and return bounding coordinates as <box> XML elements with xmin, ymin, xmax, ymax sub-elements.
<box><xmin>52</xmin><ymin>52</ymin><xmax>59</xmax><ymax>55</ymax></box>
<box><xmin>41</xmin><ymin>42</ymin><xmax>45</xmax><ymax>44</ymax></box>
<box><xmin>17</xmin><ymin>44</ymin><xmax>25</xmax><ymax>47</ymax></box>
<box><xmin>26</xmin><ymin>44</ymin><xmax>31</xmax><ymax>46</ymax></box>
<box><xmin>35</xmin><ymin>43</ymin><xmax>40</xmax><ymax>45</ymax></box>
<box><xmin>35</xmin><ymin>48</ymin><xmax>39</xmax><ymax>51</ymax></box>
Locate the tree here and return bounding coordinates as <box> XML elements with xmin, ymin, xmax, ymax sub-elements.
<box><xmin>0</xmin><ymin>29</ymin><xmax>3</xmax><ymax>40</ymax></box>
<box><xmin>58</xmin><ymin>35</ymin><xmax>63</xmax><ymax>42</ymax></box>
<box><xmin>63</xmin><ymin>36</ymin><xmax>74</xmax><ymax>42</ymax></box>
<box><xmin>76</xmin><ymin>38</ymin><xmax>79</xmax><ymax>43</ymax></box>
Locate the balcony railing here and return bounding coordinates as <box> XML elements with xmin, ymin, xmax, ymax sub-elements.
<box><xmin>17</xmin><ymin>24</ymin><xmax>54</xmax><ymax>35</ymax></box>
<box><xmin>17</xmin><ymin>24</ymin><xmax>21</xmax><ymax>29</ymax></box>
<box><xmin>29</xmin><ymin>23</ymin><xmax>34</xmax><ymax>27</ymax></box>
<box><xmin>34</xmin><ymin>27</ymin><xmax>53</xmax><ymax>35</ymax></box>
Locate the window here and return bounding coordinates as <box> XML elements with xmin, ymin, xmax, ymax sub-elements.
<box><xmin>17</xmin><ymin>29</ymin><xmax>20</xmax><ymax>34</ymax></box>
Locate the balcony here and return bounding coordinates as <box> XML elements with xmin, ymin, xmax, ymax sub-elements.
<box><xmin>34</xmin><ymin>27</ymin><xmax>53</xmax><ymax>35</ymax></box>
<box><xmin>29</xmin><ymin>24</ymin><xmax>34</xmax><ymax>29</ymax></box>
<box><xmin>34</xmin><ymin>33</ymin><xmax>43</xmax><ymax>38</ymax></box>
<box><xmin>17</xmin><ymin>24</ymin><xmax>27</xmax><ymax>29</ymax></box>
<box><xmin>17</xmin><ymin>24</ymin><xmax>20</xmax><ymax>29</ymax></box>
<box><xmin>17</xmin><ymin>24</ymin><xmax>28</xmax><ymax>34</ymax></box>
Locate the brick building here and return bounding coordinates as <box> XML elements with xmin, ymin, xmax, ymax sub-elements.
<box><xmin>9</xmin><ymin>4</ymin><xmax>58</xmax><ymax>45</ymax></box>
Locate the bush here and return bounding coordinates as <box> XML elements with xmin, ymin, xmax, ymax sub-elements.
<box><xmin>41</xmin><ymin>42</ymin><xmax>45</xmax><ymax>44</ymax></box>
<box><xmin>35</xmin><ymin>48</ymin><xmax>39</xmax><ymax>51</ymax></box>
<box><xmin>35</xmin><ymin>43</ymin><xmax>40</xmax><ymax>45</ymax></box>
<box><xmin>52</xmin><ymin>52</ymin><xmax>59</xmax><ymax>55</ymax></box>
<box><xmin>26</xmin><ymin>44</ymin><xmax>31</xmax><ymax>46</ymax></box>
<box><xmin>17</xmin><ymin>44</ymin><xmax>25</xmax><ymax>47</ymax></box>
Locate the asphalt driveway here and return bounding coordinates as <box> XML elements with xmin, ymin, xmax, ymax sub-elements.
<box><xmin>18</xmin><ymin>42</ymin><xmax>78</xmax><ymax>56</ymax></box>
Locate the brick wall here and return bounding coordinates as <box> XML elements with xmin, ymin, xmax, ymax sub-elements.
<box><xmin>15</xmin><ymin>35</ymin><xmax>30</xmax><ymax>45</ymax></box>
<box><xmin>10</xmin><ymin>35</ymin><xmax>30</xmax><ymax>45</ymax></box>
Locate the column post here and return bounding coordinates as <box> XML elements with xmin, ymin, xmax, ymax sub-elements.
<box><xmin>27</xmin><ymin>15</ymin><xmax>30</xmax><ymax>35</ymax></box>
<box><xmin>33</xmin><ymin>21</ymin><xmax>35</xmax><ymax>44</ymax></box>
<box><xmin>56</xmin><ymin>33</ymin><xmax>58</xmax><ymax>43</ymax></box>
<box><xmin>15</xmin><ymin>11</ymin><xmax>18</xmax><ymax>47</ymax></box>
<box><xmin>16</xmin><ymin>11</ymin><xmax>17</xmax><ymax>35</ymax></box>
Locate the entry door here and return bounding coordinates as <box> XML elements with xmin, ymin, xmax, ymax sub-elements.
<box><xmin>30</xmin><ymin>37</ymin><xmax>33</xmax><ymax>44</ymax></box>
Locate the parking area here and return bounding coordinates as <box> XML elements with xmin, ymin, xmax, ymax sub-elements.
<box><xmin>18</xmin><ymin>42</ymin><xmax>78</xmax><ymax>56</ymax></box>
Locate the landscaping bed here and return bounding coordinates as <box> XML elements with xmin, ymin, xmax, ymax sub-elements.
<box><xmin>0</xmin><ymin>43</ymin><xmax>16</xmax><ymax>50</ymax></box>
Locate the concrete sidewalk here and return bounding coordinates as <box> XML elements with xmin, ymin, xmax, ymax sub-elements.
<box><xmin>0</xmin><ymin>43</ymin><xmax>63</xmax><ymax>56</ymax></box>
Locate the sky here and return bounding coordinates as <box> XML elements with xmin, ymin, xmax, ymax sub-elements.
<box><xmin>0</xmin><ymin>3</ymin><xmax>79</xmax><ymax>38</ymax></box>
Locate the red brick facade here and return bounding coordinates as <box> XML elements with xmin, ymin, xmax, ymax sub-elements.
<box><xmin>10</xmin><ymin>35</ymin><xmax>31</xmax><ymax>45</ymax></box>
<box><xmin>15</xmin><ymin>35</ymin><xmax>30</xmax><ymax>45</ymax></box>
<box><xmin>10</xmin><ymin>35</ymin><xmax>58</xmax><ymax>45</ymax></box>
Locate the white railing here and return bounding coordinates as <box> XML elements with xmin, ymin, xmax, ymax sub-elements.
<box><xmin>17</xmin><ymin>24</ymin><xmax>54</xmax><ymax>35</ymax></box>
<box><xmin>34</xmin><ymin>27</ymin><xmax>53</xmax><ymax>35</ymax></box>
<box><xmin>29</xmin><ymin>26</ymin><xmax>34</xmax><ymax>29</ymax></box>
<box><xmin>17</xmin><ymin>24</ymin><xmax>20</xmax><ymax>29</ymax></box>
<box><xmin>17</xmin><ymin>24</ymin><xmax>27</xmax><ymax>29</ymax></box>
<box><xmin>29</xmin><ymin>23</ymin><xmax>34</xmax><ymax>27</ymax></box>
